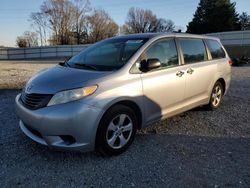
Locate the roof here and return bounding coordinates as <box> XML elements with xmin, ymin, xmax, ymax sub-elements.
<box><xmin>113</xmin><ymin>32</ymin><xmax>219</xmax><ymax>41</ymax></box>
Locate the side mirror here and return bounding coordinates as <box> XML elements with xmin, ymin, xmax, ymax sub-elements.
<box><xmin>139</xmin><ymin>58</ymin><xmax>161</xmax><ymax>72</ymax></box>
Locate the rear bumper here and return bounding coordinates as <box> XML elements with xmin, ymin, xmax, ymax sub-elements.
<box><xmin>224</xmin><ymin>72</ymin><xmax>231</xmax><ymax>95</ymax></box>
<box><xmin>15</xmin><ymin>94</ymin><xmax>104</xmax><ymax>152</ymax></box>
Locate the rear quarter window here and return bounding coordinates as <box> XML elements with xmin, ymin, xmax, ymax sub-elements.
<box><xmin>205</xmin><ymin>39</ymin><xmax>226</xmax><ymax>59</ymax></box>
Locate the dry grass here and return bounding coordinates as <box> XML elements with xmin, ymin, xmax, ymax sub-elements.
<box><xmin>0</xmin><ymin>60</ymin><xmax>59</xmax><ymax>89</ymax></box>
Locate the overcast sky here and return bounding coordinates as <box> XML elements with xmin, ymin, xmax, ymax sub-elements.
<box><xmin>0</xmin><ymin>0</ymin><xmax>249</xmax><ymax>47</ymax></box>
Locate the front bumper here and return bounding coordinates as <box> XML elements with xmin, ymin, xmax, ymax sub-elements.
<box><xmin>15</xmin><ymin>94</ymin><xmax>104</xmax><ymax>152</ymax></box>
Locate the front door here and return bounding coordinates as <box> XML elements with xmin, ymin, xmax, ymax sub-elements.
<box><xmin>140</xmin><ymin>38</ymin><xmax>186</xmax><ymax>123</ymax></box>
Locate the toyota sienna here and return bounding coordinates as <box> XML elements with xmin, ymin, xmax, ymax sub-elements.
<box><xmin>15</xmin><ymin>33</ymin><xmax>231</xmax><ymax>155</ymax></box>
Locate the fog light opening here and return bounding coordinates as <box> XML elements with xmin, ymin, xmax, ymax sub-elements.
<box><xmin>60</xmin><ymin>135</ymin><xmax>76</xmax><ymax>145</ymax></box>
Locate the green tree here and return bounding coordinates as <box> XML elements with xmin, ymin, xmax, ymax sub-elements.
<box><xmin>239</xmin><ymin>12</ymin><xmax>250</xmax><ymax>30</ymax></box>
<box><xmin>187</xmin><ymin>0</ymin><xmax>240</xmax><ymax>34</ymax></box>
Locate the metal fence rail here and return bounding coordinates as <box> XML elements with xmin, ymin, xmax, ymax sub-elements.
<box><xmin>0</xmin><ymin>44</ymin><xmax>90</xmax><ymax>60</ymax></box>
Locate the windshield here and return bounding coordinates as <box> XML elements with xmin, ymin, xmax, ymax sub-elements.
<box><xmin>67</xmin><ymin>38</ymin><xmax>148</xmax><ymax>71</ymax></box>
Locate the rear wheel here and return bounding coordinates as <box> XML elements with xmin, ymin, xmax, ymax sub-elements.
<box><xmin>96</xmin><ymin>105</ymin><xmax>137</xmax><ymax>156</ymax></box>
<box><xmin>206</xmin><ymin>81</ymin><xmax>224</xmax><ymax>110</ymax></box>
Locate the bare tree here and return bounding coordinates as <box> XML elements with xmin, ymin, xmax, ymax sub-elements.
<box><xmin>29</xmin><ymin>0</ymin><xmax>118</xmax><ymax>45</ymax></box>
<box><xmin>40</xmin><ymin>0</ymin><xmax>76</xmax><ymax>45</ymax></box>
<box><xmin>72</xmin><ymin>0</ymin><xmax>91</xmax><ymax>44</ymax></box>
<box><xmin>155</xmin><ymin>18</ymin><xmax>175</xmax><ymax>32</ymax></box>
<box><xmin>24</xmin><ymin>31</ymin><xmax>39</xmax><ymax>47</ymax></box>
<box><xmin>122</xmin><ymin>7</ymin><xmax>175</xmax><ymax>34</ymax></box>
<box><xmin>16</xmin><ymin>31</ymin><xmax>39</xmax><ymax>48</ymax></box>
<box><xmin>86</xmin><ymin>9</ymin><xmax>119</xmax><ymax>43</ymax></box>
<box><xmin>30</xmin><ymin>12</ymin><xmax>49</xmax><ymax>46</ymax></box>
<box><xmin>16</xmin><ymin>37</ymin><xmax>28</xmax><ymax>48</ymax></box>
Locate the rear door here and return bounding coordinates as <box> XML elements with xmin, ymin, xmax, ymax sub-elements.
<box><xmin>177</xmin><ymin>38</ymin><xmax>217</xmax><ymax>103</ymax></box>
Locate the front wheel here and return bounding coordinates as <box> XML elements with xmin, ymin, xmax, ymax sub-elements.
<box><xmin>206</xmin><ymin>81</ymin><xmax>224</xmax><ymax>110</ymax></box>
<box><xmin>96</xmin><ymin>105</ymin><xmax>137</xmax><ymax>156</ymax></box>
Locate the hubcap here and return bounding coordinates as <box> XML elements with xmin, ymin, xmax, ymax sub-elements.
<box><xmin>212</xmin><ymin>85</ymin><xmax>222</xmax><ymax>107</ymax></box>
<box><xmin>106</xmin><ymin>114</ymin><xmax>133</xmax><ymax>149</ymax></box>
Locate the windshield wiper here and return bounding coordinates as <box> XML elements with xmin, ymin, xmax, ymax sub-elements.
<box><xmin>74</xmin><ymin>63</ymin><xmax>98</xmax><ymax>70</ymax></box>
<box><xmin>59</xmin><ymin>57</ymin><xmax>72</xmax><ymax>67</ymax></box>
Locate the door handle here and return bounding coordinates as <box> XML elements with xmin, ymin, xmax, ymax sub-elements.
<box><xmin>187</xmin><ymin>68</ymin><xmax>194</xmax><ymax>74</ymax></box>
<box><xmin>176</xmin><ymin>71</ymin><xmax>184</xmax><ymax>77</ymax></box>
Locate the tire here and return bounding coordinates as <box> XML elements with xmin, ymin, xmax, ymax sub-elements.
<box><xmin>96</xmin><ymin>105</ymin><xmax>137</xmax><ymax>156</ymax></box>
<box><xmin>206</xmin><ymin>81</ymin><xmax>224</xmax><ymax>110</ymax></box>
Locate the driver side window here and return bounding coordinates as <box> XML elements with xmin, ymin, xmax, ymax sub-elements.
<box><xmin>141</xmin><ymin>38</ymin><xmax>179</xmax><ymax>68</ymax></box>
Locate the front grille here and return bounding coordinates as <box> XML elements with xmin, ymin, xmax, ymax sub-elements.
<box><xmin>20</xmin><ymin>91</ymin><xmax>53</xmax><ymax>110</ymax></box>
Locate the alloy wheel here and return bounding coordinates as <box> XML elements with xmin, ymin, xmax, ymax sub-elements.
<box><xmin>106</xmin><ymin>114</ymin><xmax>133</xmax><ymax>149</ymax></box>
<box><xmin>211</xmin><ymin>85</ymin><xmax>222</xmax><ymax>107</ymax></box>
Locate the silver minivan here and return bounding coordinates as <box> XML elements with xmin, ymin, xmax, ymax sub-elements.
<box><xmin>15</xmin><ymin>33</ymin><xmax>231</xmax><ymax>155</ymax></box>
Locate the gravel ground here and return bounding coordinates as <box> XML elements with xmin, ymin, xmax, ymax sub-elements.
<box><xmin>0</xmin><ymin>62</ymin><xmax>250</xmax><ymax>187</ymax></box>
<box><xmin>0</xmin><ymin>60</ymin><xmax>59</xmax><ymax>89</ymax></box>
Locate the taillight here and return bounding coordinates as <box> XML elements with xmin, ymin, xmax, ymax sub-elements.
<box><xmin>228</xmin><ymin>59</ymin><xmax>233</xmax><ymax>65</ymax></box>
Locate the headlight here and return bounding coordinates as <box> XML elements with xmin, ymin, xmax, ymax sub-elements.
<box><xmin>47</xmin><ymin>85</ymin><xmax>98</xmax><ymax>106</ymax></box>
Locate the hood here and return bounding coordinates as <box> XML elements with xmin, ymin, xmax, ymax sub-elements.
<box><xmin>25</xmin><ymin>65</ymin><xmax>110</xmax><ymax>94</ymax></box>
